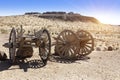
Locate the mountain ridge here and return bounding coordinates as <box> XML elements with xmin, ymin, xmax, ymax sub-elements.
<box><xmin>25</xmin><ymin>11</ymin><xmax>100</xmax><ymax>24</ymax></box>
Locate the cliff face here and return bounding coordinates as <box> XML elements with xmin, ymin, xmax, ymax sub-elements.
<box><xmin>25</xmin><ymin>12</ymin><xmax>100</xmax><ymax>23</ymax></box>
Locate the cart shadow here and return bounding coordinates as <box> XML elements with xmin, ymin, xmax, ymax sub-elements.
<box><xmin>0</xmin><ymin>60</ymin><xmax>12</xmax><ymax>71</ymax></box>
<box><xmin>49</xmin><ymin>54</ymin><xmax>90</xmax><ymax>64</ymax></box>
<box><xmin>17</xmin><ymin>59</ymin><xmax>46</xmax><ymax>72</ymax></box>
<box><xmin>0</xmin><ymin>59</ymin><xmax>46</xmax><ymax>72</ymax></box>
<box><xmin>0</xmin><ymin>56</ymin><xmax>90</xmax><ymax>72</ymax></box>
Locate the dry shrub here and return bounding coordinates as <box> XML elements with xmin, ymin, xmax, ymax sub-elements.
<box><xmin>0</xmin><ymin>28</ymin><xmax>8</xmax><ymax>34</ymax></box>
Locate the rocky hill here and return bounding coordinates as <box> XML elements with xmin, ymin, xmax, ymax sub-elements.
<box><xmin>25</xmin><ymin>12</ymin><xmax>100</xmax><ymax>23</ymax></box>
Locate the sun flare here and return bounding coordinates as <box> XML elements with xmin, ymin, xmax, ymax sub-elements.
<box><xmin>92</xmin><ymin>13</ymin><xmax>120</xmax><ymax>25</ymax></box>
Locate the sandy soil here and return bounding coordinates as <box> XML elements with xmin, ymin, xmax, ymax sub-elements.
<box><xmin>0</xmin><ymin>33</ymin><xmax>120</xmax><ymax>80</ymax></box>
<box><xmin>0</xmin><ymin>15</ymin><xmax>120</xmax><ymax>80</ymax></box>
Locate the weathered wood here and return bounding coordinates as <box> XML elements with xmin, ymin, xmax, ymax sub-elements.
<box><xmin>54</xmin><ymin>30</ymin><xmax>79</xmax><ymax>59</ymax></box>
<box><xmin>54</xmin><ymin>29</ymin><xmax>94</xmax><ymax>59</ymax></box>
<box><xmin>3</xmin><ymin>26</ymin><xmax>51</xmax><ymax>65</ymax></box>
<box><xmin>76</xmin><ymin>30</ymin><xmax>94</xmax><ymax>56</ymax></box>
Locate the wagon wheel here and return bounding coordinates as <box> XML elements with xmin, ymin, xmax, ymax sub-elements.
<box><xmin>55</xmin><ymin>30</ymin><xmax>79</xmax><ymax>59</ymax></box>
<box><xmin>76</xmin><ymin>30</ymin><xmax>94</xmax><ymax>56</ymax></box>
<box><xmin>9</xmin><ymin>28</ymin><xmax>16</xmax><ymax>63</ymax></box>
<box><xmin>39</xmin><ymin>29</ymin><xmax>51</xmax><ymax>64</ymax></box>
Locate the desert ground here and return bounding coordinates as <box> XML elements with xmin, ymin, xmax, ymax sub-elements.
<box><xmin>0</xmin><ymin>15</ymin><xmax>120</xmax><ymax>80</ymax></box>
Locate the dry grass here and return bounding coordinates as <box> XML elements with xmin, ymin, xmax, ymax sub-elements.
<box><xmin>0</xmin><ymin>28</ymin><xmax>8</xmax><ymax>34</ymax></box>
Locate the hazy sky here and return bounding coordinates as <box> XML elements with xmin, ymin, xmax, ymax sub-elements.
<box><xmin>0</xmin><ymin>0</ymin><xmax>120</xmax><ymax>25</ymax></box>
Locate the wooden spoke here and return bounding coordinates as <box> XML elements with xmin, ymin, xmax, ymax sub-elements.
<box><xmin>85</xmin><ymin>44</ymin><xmax>92</xmax><ymax>49</ymax></box>
<box><xmin>76</xmin><ymin>30</ymin><xmax>94</xmax><ymax>56</ymax></box>
<box><xmin>9</xmin><ymin>28</ymin><xmax>16</xmax><ymax>63</ymax></box>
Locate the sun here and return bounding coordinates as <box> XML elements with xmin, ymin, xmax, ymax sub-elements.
<box><xmin>93</xmin><ymin>13</ymin><xmax>120</xmax><ymax>25</ymax></box>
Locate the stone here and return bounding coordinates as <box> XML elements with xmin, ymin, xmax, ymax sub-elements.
<box><xmin>108</xmin><ymin>46</ymin><xmax>113</xmax><ymax>51</ymax></box>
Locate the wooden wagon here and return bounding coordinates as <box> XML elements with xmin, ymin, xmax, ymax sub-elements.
<box><xmin>54</xmin><ymin>30</ymin><xmax>94</xmax><ymax>59</ymax></box>
<box><xmin>3</xmin><ymin>26</ymin><xmax>51</xmax><ymax>65</ymax></box>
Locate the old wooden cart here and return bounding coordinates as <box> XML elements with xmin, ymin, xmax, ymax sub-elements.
<box><xmin>54</xmin><ymin>30</ymin><xmax>94</xmax><ymax>59</ymax></box>
<box><xmin>4</xmin><ymin>26</ymin><xmax>51</xmax><ymax>64</ymax></box>
<box><xmin>3</xmin><ymin>26</ymin><xmax>94</xmax><ymax>65</ymax></box>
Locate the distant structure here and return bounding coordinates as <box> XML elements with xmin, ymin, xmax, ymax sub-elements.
<box><xmin>25</xmin><ymin>12</ymin><xmax>41</xmax><ymax>15</ymax></box>
<box><xmin>25</xmin><ymin>12</ymin><xmax>41</xmax><ymax>16</ymax></box>
<box><xmin>43</xmin><ymin>11</ymin><xmax>66</xmax><ymax>14</ymax></box>
<box><xmin>25</xmin><ymin>11</ymin><xmax>100</xmax><ymax>23</ymax></box>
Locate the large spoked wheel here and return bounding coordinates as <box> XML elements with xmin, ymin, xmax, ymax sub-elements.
<box><xmin>39</xmin><ymin>29</ymin><xmax>51</xmax><ymax>64</ymax></box>
<box><xmin>55</xmin><ymin>30</ymin><xmax>79</xmax><ymax>59</ymax></box>
<box><xmin>9</xmin><ymin>28</ymin><xmax>16</xmax><ymax>64</ymax></box>
<box><xmin>76</xmin><ymin>30</ymin><xmax>94</xmax><ymax>56</ymax></box>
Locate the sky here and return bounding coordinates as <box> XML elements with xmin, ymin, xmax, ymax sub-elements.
<box><xmin>0</xmin><ymin>0</ymin><xmax>120</xmax><ymax>25</ymax></box>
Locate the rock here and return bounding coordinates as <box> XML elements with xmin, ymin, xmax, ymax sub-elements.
<box><xmin>108</xmin><ymin>46</ymin><xmax>113</xmax><ymax>51</ymax></box>
<box><xmin>0</xmin><ymin>51</ymin><xmax>7</xmax><ymax>61</ymax></box>
<box><xmin>96</xmin><ymin>47</ymin><xmax>101</xmax><ymax>51</ymax></box>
